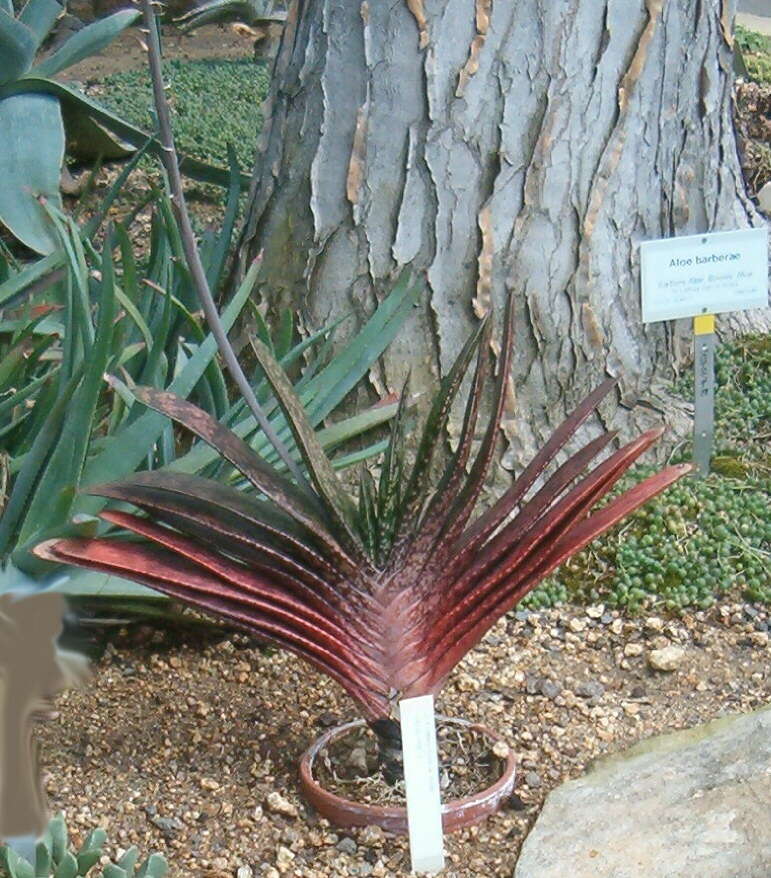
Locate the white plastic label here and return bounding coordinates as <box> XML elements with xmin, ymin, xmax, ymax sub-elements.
<box><xmin>399</xmin><ymin>694</ymin><xmax>445</xmax><ymax>874</ymax></box>
<box><xmin>640</xmin><ymin>227</ymin><xmax>768</xmax><ymax>323</ymax></box>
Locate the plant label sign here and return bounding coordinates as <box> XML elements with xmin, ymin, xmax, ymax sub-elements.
<box><xmin>399</xmin><ymin>695</ymin><xmax>445</xmax><ymax>874</ymax></box>
<box><xmin>640</xmin><ymin>227</ymin><xmax>768</xmax><ymax>323</ymax></box>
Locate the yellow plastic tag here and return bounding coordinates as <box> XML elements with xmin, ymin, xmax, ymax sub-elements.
<box><xmin>693</xmin><ymin>314</ymin><xmax>715</xmax><ymax>335</ymax></box>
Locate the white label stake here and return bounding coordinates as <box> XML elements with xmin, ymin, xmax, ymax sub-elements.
<box><xmin>399</xmin><ymin>695</ymin><xmax>445</xmax><ymax>874</ymax></box>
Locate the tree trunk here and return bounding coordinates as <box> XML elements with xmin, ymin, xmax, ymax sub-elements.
<box><xmin>236</xmin><ymin>0</ymin><xmax>770</xmax><ymax>468</ymax></box>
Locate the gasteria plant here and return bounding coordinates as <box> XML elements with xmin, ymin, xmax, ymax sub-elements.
<box><xmin>37</xmin><ymin>296</ymin><xmax>691</xmax><ymax>734</ymax></box>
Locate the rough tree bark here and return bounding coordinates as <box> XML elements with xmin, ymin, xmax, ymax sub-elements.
<box><xmin>236</xmin><ymin>0</ymin><xmax>770</xmax><ymax>469</ymax></box>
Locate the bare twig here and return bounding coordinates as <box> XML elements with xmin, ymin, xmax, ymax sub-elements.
<box><xmin>139</xmin><ymin>0</ymin><xmax>312</xmax><ymax>493</ymax></box>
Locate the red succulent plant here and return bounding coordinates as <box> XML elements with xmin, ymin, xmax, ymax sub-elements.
<box><xmin>36</xmin><ymin>298</ymin><xmax>690</xmax><ymax>724</ymax></box>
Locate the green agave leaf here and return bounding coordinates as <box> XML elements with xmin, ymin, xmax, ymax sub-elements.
<box><xmin>0</xmin><ymin>93</ymin><xmax>63</xmax><ymax>254</ymax></box>
<box><xmin>50</xmin><ymin>568</ymin><xmax>164</xmax><ymax>600</ymax></box>
<box><xmin>0</xmin><ymin>140</ymin><xmax>150</xmax><ymax>311</ymax></box>
<box><xmin>17</xmin><ymin>231</ymin><xmax>115</xmax><ymax>548</ymax></box>
<box><xmin>18</xmin><ymin>0</ymin><xmax>63</xmax><ymax>50</ymax></box>
<box><xmin>0</xmin><ymin>9</ymin><xmax>36</xmax><ymax>83</ymax></box>
<box><xmin>0</xmin><ymin>368</ymin><xmax>82</xmax><ymax>559</ymax></box>
<box><xmin>303</xmin><ymin>268</ymin><xmax>420</xmax><ymax>424</ymax></box>
<box><xmin>249</xmin><ymin>334</ymin><xmax>362</xmax><ymax>547</ymax></box>
<box><xmin>1</xmin><ymin>78</ymin><xmax>249</xmax><ymax>188</ymax></box>
<box><xmin>74</xmin><ymin>260</ymin><xmax>259</xmax><ymax>509</ymax></box>
<box><xmin>32</xmin><ymin>8</ymin><xmax>139</xmax><ymax>77</ymax></box>
<box><xmin>61</xmin><ymin>100</ymin><xmax>134</xmax><ymax>161</ymax></box>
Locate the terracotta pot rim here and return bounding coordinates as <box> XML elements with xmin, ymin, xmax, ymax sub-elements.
<box><xmin>299</xmin><ymin>716</ymin><xmax>516</xmax><ymax>833</ymax></box>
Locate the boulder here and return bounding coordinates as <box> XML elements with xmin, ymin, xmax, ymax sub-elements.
<box><xmin>514</xmin><ymin>707</ymin><xmax>771</xmax><ymax>878</ymax></box>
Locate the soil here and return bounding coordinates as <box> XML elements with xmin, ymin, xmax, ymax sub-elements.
<box><xmin>313</xmin><ymin>720</ymin><xmax>504</xmax><ymax>806</ymax></box>
<box><xmin>65</xmin><ymin>24</ymin><xmax>254</xmax><ymax>82</ymax></box>
<box><xmin>38</xmin><ymin>599</ymin><xmax>770</xmax><ymax>877</ymax></box>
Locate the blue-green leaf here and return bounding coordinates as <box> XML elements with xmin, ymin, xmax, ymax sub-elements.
<box><xmin>0</xmin><ymin>9</ymin><xmax>36</xmax><ymax>83</ymax></box>
<box><xmin>18</xmin><ymin>0</ymin><xmax>63</xmax><ymax>50</ymax></box>
<box><xmin>0</xmin><ymin>93</ymin><xmax>63</xmax><ymax>253</ymax></box>
<box><xmin>31</xmin><ymin>8</ymin><xmax>139</xmax><ymax>77</ymax></box>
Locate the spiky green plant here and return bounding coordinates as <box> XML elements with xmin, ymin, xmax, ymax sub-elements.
<box><xmin>0</xmin><ymin>0</ymin><xmax>139</xmax><ymax>252</ymax></box>
<box><xmin>0</xmin><ymin>812</ymin><xmax>167</xmax><ymax>878</ymax></box>
<box><xmin>37</xmin><ymin>296</ymin><xmax>690</xmax><ymax>737</ymax></box>
<box><xmin>1</xmin><ymin>175</ymin><xmax>414</xmax><ymax>597</ymax></box>
<box><xmin>0</xmin><ymin>0</ymin><xmax>246</xmax><ymax>254</ymax></box>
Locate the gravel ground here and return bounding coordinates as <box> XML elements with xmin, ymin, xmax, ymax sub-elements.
<box><xmin>38</xmin><ymin>600</ymin><xmax>770</xmax><ymax>877</ymax></box>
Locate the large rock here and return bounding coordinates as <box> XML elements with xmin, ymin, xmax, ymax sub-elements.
<box><xmin>515</xmin><ymin>707</ymin><xmax>771</xmax><ymax>878</ymax></box>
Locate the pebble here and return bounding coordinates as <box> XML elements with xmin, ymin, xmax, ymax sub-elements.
<box><xmin>275</xmin><ymin>846</ymin><xmax>294</xmax><ymax>871</ymax></box>
<box><xmin>508</xmin><ymin>792</ymin><xmax>527</xmax><ymax>811</ymax></box>
<box><xmin>266</xmin><ymin>792</ymin><xmax>298</xmax><ymax>819</ymax></box>
<box><xmin>586</xmin><ymin>605</ymin><xmax>605</xmax><ymax>619</ymax></box>
<box><xmin>359</xmin><ymin>825</ymin><xmax>384</xmax><ymax>847</ymax></box>
<box><xmin>236</xmin><ymin>868</ymin><xmax>253</xmax><ymax>878</ymax></box>
<box><xmin>575</xmin><ymin>680</ymin><xmax>605</xmax><ymax>700</ymax></box>
<box><xmin>749</xmin><ymin>631</ymin><xmax>768</xmax><ymax>647</ymax></box>
<box><xmin>492</xmin><ymin>740</ymin><xmax>510</xmax><ymax>759</ymax></box>
<box><xmin>336</xmin><ymin>837</ymin><xmax>358</xmax><ymax>855</ymax></box>
<box><xmin>648</xmin><ymin>645</ymin><xmax>686</xmax><ymax>671</ymax></box>
<box><xmin>524</xmin><ymin>771</ymin><xmax>542</xmax><ymax>789</ymax></box>
<box><xmin>540</xmin><ymin>679</ymin><xmax>562</xmax><ymax>699</ymax></box>
<box><xmin>624</xmin><ymin>643</ymin><xmax>644</xmax><ymax>658</ymax></box>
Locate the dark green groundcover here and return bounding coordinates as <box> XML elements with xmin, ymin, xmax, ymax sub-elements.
<box><xmin>91</xmin><ymin>58</ymin><xmax>270</xmax><ymax>170</ymax></box>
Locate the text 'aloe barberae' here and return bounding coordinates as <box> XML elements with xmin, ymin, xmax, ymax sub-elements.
<box><xmin>36</xmin><ymin>300</ymin><xmax>690</xmax><ymax>720</ymax></box>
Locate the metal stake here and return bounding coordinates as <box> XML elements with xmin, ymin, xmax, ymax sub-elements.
<box><xmin>693</xmin><ymin>314</ymin><xmax>716</xmax><ymax>477</ymax></box>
